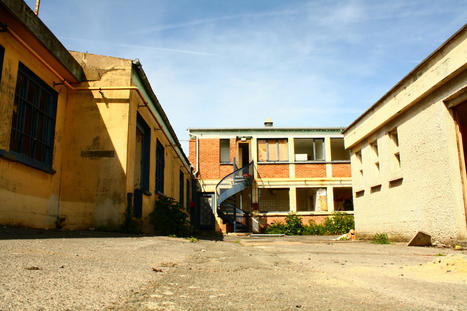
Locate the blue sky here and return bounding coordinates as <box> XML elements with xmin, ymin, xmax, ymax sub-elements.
<box><xmin>25</xmin><ymin>0</ymin><xmax>467</xmax><ymax>152</ymax></box>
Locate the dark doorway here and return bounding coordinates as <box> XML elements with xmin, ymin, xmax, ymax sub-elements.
<box><xmin>238</xmin><ymin>143</ymin><xmax>250</xmax><ymax>168</ymax></box>
<box><xmin>452</xmin><ymin>101</ymin><xmax>467</xmax><ymax>226</ymax></box>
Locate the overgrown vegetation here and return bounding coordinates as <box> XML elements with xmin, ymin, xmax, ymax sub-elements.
<box><xmin>149</xmin><ymin>196</ymin><xmax>191</xmax><ymax>236</ymax></box>
<box><xmin>265</xmin><ymin>212</ymin><xmax>354</xmax><ymax>235</ymax></box>
<box><xmin>372</xmin><ymin>233</ymin><xmax>390</xmax><ymax>244</ymax></box>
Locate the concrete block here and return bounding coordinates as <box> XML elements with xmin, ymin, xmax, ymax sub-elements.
<box><xmin>407</xmin><ymin>231</ymin><xmax>432</xmax><ymax>246</ymax></box>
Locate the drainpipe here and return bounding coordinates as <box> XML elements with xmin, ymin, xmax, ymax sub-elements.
<box><xmin>189</xmin><ymin>133</ymin><xmax>199</xmax><ymax>177</ymax></box>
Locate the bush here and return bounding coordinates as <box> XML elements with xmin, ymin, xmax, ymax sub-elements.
<box><xmin>149</xmin><ymin>196</ymin><xmax>191</xmax><ymax>236</ymax></box>
<box><xmin>284</xmin><ymin>213</ymin><xmax>305</xmax><ymax>235</ymax></box>
<box><xmin>264</xmin><ymin>221</ymin><xmax>286</xmax><ymax>234</ymax></box>
<box><xmin>303</xmin><ymin>220</ymin><xmax>326</xmax><ymax>235</ymax></box>
<box><xmin>323</xmin><ymin>212</ymin><xmax>354</xmax><ymax>235</ymax></box>
<box><xmin>264</xmin><ymin>212</ymin><xmax>355</xmax><ymax>236</ymax></box>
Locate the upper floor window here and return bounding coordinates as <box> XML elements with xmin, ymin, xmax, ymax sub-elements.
<box><xmin>9</xmin><ymin>63</ymin><xmax>58</xmax><ymax>169</ymax></box>
<box><xmin>330</xmin><ymin>138</ymin><xmax>350</xmax><ymax>161</ymax></box>
<box><xmin>135</xmin><ymin>114</ymin><xmax>150</xmax><ymax>192</ymax></box>
<box><xmin>220</xmin><ymin>139</ymin><xmax>230</xmax><ymax>163</ymax></box>
<box><xmin>155</xmin><ymin>139</ymin><xmax>165</xmax><ymax>193</ymax></box>
<box><xmin>294</xmin><ymin>138</ymin><xmax>324</xmax><ymax>161</ymax></box>
<box><xmin>258</xmin><ymin>139</ymin><xmax>288</xmax><ymax>162</ymax></box>
<box><xmin>0</xmin><ymin>44</ymin><xmax>4</xmax><ymax>84</ymax></box>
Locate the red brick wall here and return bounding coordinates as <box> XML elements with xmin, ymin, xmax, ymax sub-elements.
<box><xmin>256</xmin><ymin>164</ymin><xmax>289</xmax><ymax>178</ymax></box>
<box><xmin>258</xmin><ymin>215</ymin><xmax>328</xmax><ymax>232</ymax></box>
<box><xmin>189</xmin><ymin>139</ymin><xmax>197</xmax><ymax>172</ymax></box>
<box><xmin>332</xmin><ymin>163</ymin><xmax>351</xmax><ymax>177</ymax></box>
<box><xmin>190</xmin><ymin>138</ymin><xmax>237</xmax><ymax>179</ymax></box>
<box><xmin>295</xmin><ymin>164</ymin><xmax>326</xmax><ymax>178</ymax></box>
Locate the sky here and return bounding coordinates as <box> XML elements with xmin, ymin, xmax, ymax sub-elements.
<box><xmin>24</xmin><ymin>0</ymin><xmax>467</xmax><ymax>153</ymax></box>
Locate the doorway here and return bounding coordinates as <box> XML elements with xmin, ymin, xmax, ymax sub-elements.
<box><xmin>238</xmin><ymin>143</ymin><xmax>250</xmax><ymax>168</ymax></box>
<box><xmin>452</xmin><ymin>101</ymin><xmax>467</xmax><ymax>225</ymax></box>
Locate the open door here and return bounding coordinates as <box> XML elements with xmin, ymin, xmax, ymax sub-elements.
<box><xmin>238</xmin><ymin>143</ymin><xmax>250</xmax><ymax>168</ymax></box>
<box><xmin>452</xmin><ymin>101</ymin><xmax>467</xmax><ymax>226</ymax></box>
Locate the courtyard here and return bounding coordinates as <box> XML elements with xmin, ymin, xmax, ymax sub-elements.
<box><xmin>0</xmin><ymin>228</ymin><xmax>466</xmax><ymax>311</ymax></box>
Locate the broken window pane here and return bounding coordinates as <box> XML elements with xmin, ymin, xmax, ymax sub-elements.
<box><xmin>294</xmin><ymin>138</ymin><xmax>325</xmax><ymax>161</ymax></box>
<box><xmin>330</xmin><ymin>138</ymin><xmax>350</xmax><ymax>161</ymax></box>
<box><xmin>259</xmin><ymin>188</ymin><xmax>290</xmax><ymax>212</ymax></box>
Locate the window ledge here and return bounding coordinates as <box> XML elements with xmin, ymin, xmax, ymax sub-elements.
<box><xmin>220</xmin><ymin>162</ymin><xmax>233</xmax><ymax>165</ymax></box>
<box><xmin>257</xmin><ymin>161</ymin><xmax>290</xmax><ymax>165</ymax></box>
<box><xmin>0</xmin><ymin>149</ymin><xmax>55</xmax><ymax>174</ymax></box>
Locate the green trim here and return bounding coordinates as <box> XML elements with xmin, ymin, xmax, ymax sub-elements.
<box><xmin>131</xmin><ymin>69</ymin><xmax>191</xmax><ymax>171</ymax></box>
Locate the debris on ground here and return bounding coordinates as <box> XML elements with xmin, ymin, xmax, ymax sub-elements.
<box><xmin>407</xmin><ymin>231</ymin><xmax>431</xmax><ymax>247</ymax></box>
<box><xmin>160</xmin><ymin>262</ymin><xmax>177</xmax><ymax>267</ymax></box>
<box><xmin>152</xmin><ymin>268</ymin><xmax>163</xmax><ymax>272</ymax></box>
<box><xmin>25</xmin><ymin>266</ymin><xmax>41</xmax><ymax>270</ymax></box>
<box><xmin>334</xmin><ymin>229</ymin><xmax>356</xmax><ymax>241</ymax></box>
<box><xmin>432</xmin><ymin>240</ymin><xmax>448</xmax><ymax>248</ymax></box>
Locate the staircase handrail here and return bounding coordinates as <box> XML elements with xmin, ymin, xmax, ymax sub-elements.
<box><xmin>215</xmin><ymin>160</ymin><xmax>254</xmax><ymax>198</ymax></box>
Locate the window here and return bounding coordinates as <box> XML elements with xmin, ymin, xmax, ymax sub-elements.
<box><xmin>0</xmin><ymin>44</ymin><xmax>4</xmax><ymax>83</ymax></box>
<box><xmin>135</xmin><ymin>114</ymin><xmax>150</xmax><ymax>192</ymax></box>
<box><xmin>258</xmin><ymin>139</ymin><xmax>288</xmax><ymax>162</ymax></box>
<box><xmin>354</xmin><ymin>149</ymin><xmax>363</xmax><ymax>176</ymax></box>
<box><xmin>258</xmin><ymin>188</ymin><xmax>290</xmax><ymax>212</ymax></box>
<box><xmin>330</xmin><ymin>138</ymin><xmax>350</xmax><ymax>161</ymax></box>
<box><xmin>370</xmin><ymin>140</ymin><xmax>379</xmax><ymax>170</ymax></box>
<box><xmin>155</xmin><ymin>139</ymin><xmax>165</xmax><ymax>193</ymax></box>
<box><xmin>9</xmin><ymin>63</ymin><xmax>58</xmax><ymax>170</ymax></box>
<box><xmin>220</xmin><ymin>139</ymin><xmax>230</xmax><ymax>163</ymax></box>
<box><xmin>293</xmin><ymin>138</ymin><xmax>324</xmax><ymax>161</ymax></box>
<box><xmin>179</xmin><ymin>171</ymin><xmax>184</xmax><ymax>207</ymax></box>
<box><xmin>388</xmin><ymin>128</ymin><xmax>401</xmax><ymax>168</ymax></box>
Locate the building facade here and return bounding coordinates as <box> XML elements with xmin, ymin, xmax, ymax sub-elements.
<box><xmin>0</xmin><ymin>0</ymin><xmax>192</xmax><ymax>231</ymax></box>
<box><xmin>188</xmin><ymin>123</ymin><xmax>352</xmax><ymax>233</ymax></box>
<box><xmin>343</xmin><ymin>24</ymin><xmax>467</xmax><ymax>244</ymax></box>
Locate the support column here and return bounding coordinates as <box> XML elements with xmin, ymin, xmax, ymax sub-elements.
<box><xmin>325</xmin><ymin>137</ymin><xmax>332</xmax><ymax>177</ymax></box>
<box><xmin>288</xmin><ymin>136</ymin><xmax>295</xmax><ymax>178</ymax></box>
<box><xmin>289</xmin><ymin>187</ymin><xmax>297</xmax><ymax>212</ymax></box>
<box><xmin>327</xmin><ymin>186</ymin><xmax>334</xmax><ymax>213</ymax></box>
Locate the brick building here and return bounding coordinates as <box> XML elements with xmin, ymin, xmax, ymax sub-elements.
<box><xmin>188</xmin><ymin>121</ymin><xmax>352</xmax><ymax>233</ymax></box>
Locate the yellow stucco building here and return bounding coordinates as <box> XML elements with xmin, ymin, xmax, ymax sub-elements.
<box><xmin>344</xmin><ymin>24</ymin><xmax>467</xmax><ymax>244</ymax></box>
<box><xmin>0</xmin><ymin>0</ymin><xmax>192</xmax><ymax>231</ymax></box>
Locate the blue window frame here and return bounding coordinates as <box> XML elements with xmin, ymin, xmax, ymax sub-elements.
<box><xmin>155</xmin><ymin>139</ymin><xmax>165</xmax><ymax>193</ymax></box>
<box><xmin>9</xmin><ymin>62</ymin><xmax>58</xmax><ymax>170</ymax></box>
<box><xmin>0</xmin><ymin>44</ymin><xmax>4</xmax><ymax>84</ymax></box>
<box><xmin>186</xmin><ymin>179</ymin><xmax>190</xmax><ymax>210</ymax></box>
<box><xmin>179</xmin><ymin>171</ymin><xmax>184</xmax><ymax>207</ymax></box>
<box><xmin>136</xmin><ymin>113</ymin><xmax>150</xmax><ymax>192</ymax></box>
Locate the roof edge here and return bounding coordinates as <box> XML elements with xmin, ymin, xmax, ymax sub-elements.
<box><xmin>132</xmin><ymin>60</ymin><xmax>191</xmax><ymax>171</ymax></box>
<box><xmin>342</xmin><ymin>23</ymin><xmax>467</xmax><ymax>134</ymax></box>
<box><xmin>0</xmin><ymin>0</ymin><xmax>85</xmax><ymax>82</ymax></box>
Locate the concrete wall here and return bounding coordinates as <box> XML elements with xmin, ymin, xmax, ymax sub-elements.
<box><xmin>345</xmin><ymin>28</ymin><xmax>467</xmax><ymax>243</ymax></box>
<box><xmin>0</xmin><ymin>16</ymin><xmax>73</xmax><ymax>228</ymax></box>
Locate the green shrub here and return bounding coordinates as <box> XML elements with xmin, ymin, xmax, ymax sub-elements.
<box><xmin>284</xmin><ymin>213</ymin><xmax>305</xmax><ymax>235</ymax></box>
<box><xmin>303</xmin><ymin>220</ymin><xmax>326</xmax><ymax>235</ymax></box>
<box><xmin>323</xmin><ymin>212</ymin><xmax>354</xmax><ymax>235</ymax></box>
<box><xmin>149</xmin><ymin>196</ymin><xmax>191</xmax><ymax>236</ymax></box>
<box><xmin>264</xmin><ymin>220</ymin><xmax>286</xmax><ymax>234</ymax></box>
<box><xmin>372</xmin><ymin>233</ymin><xmax>390</xmax><ymax>244</ymax></box>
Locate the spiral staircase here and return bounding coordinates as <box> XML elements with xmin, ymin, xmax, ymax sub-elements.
<box><xmin>215</xmin><ymin>161</ymin><xmax>254</xmax><ymax>232</ymax></box>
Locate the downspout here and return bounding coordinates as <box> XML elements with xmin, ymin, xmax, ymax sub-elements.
<box><xmin>190</xmin><ymin>133</ymin><xmax>199</xmax><ymax>177</ymax></box>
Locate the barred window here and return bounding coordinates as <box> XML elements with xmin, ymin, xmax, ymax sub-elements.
<box><xmin>10</xmin><ymin>63</ymin><xmax>57</xmax><ymax>169</ymax></box>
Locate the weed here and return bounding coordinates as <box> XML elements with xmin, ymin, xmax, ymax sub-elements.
<box><xmin>185</xmin><ymin>237</ymin><xmax>199</xmax><ymax>243</ymax></box>
<box><xmin>323</xmin><ymin>212</ymin><xmax>354</xmax><ymax>235</ymax></box>
<box><xmin>234</xmin><ymin>240</ymin><xmax>241</xmax><ymax>244</ymax></box>
<box><xmin>372</xmin><ymin>233</ymin><xmax>390</xmax><ymax>244</ymax></box>
<box><xmin>437</xmin><ymin>253</ymin><xmax>446</xmax><ymax>256</ymax></box>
